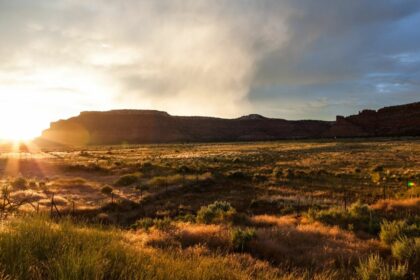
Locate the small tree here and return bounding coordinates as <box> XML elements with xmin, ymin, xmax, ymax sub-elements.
<box><xmin>1</xmin><ymin>185</ymin><xmax>10</xmax><ymax>212</ymax></box>
<box><xmin>101</xmin><ymin>185</ymin><xmax>114</xmax><ymax>203</ymax></box>
<box><xmin>135</xmin><ymin>185</ymin><xmax>148</xmax><ymax>200</ymax></box>
<box><xmin>178</xmin><ymin>165</ymin><xmax>189</xmax><ymax>185</ymax></box>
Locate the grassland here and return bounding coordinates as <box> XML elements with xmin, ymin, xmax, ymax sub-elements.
<box><xmin>0</xmin><ymin>139</ymin><xmax>419</xmax><ymax>279</ymax></box>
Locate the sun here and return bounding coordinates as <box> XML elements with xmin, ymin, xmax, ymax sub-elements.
<box><xmin>0</xmin><ymin>106</ymin><xmax>46</xmax><ymax>142</ymax></box>
<box><xmin>0</xmin><ymin>122</ymin><xmax>41</xmax><ymax>142</ymax></box>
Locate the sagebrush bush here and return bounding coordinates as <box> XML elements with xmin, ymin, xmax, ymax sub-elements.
<box><xmin>231</xmin><ymin>228</ymin><xmax>256</xmax><ymax>252</ymax></box>
<box><xmin>196</xmin><ymin>201</ymin><xmax>237</xmax><ymax>224</ymax></box>
<box><xmin>114</xmin><ymin>174</ymin><xmax>139</xmax><ymax>186</ymax></box>
<box><xmin>153</xmin><ymin>218</ymin><xmax>173</xmax><ymax>231</ymax></box>
<box><xmin>11</xmin><ymin>177</ymin><xmax>27</xmax><ymax>188</ymax></box>
<box><xmin>148</xmin><ymin>174</ymin><xmax>182</xmax><ymax>188</ymax></box>
<box><xmin>132</xmin><ymin>218</ymin><xmax>154</xmax><ymax>231</ymax></box>
<box><xmin>307</xmin><ymin>201</ymin><xmax>380</xmax><ymax>235</ymax></box>
<box><xmin>132</xmin><ymin>217</ymin><xmax>173</xmax><ymax>231</ymax></box>
<box><xmin>356</xmin><ymin>254</ymin><xmax>407</xmax><ymax>280</ymax></box>
<box><xmin>349</xmin><ymin>200</ymin><xmax>370</xmax><ymax>217</ymax></box>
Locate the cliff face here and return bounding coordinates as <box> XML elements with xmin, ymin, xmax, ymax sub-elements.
<box><xmin>323</xmin><ymin>102</ymin><xmax>420</xmax><ymax>137</ymax></box>
<box><xmin>39</xmin><ymin>102</ymin><xmax>420</xmax><ymax>145</ymax></box>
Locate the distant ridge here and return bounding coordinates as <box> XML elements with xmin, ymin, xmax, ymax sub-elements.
<box><xmin>37</xmin><ymin>102</ymin><xmax>420</xmax><ymax>145</ymax></box>
<box><xmin>237</xmin><ymin>114</ymin><xmax>268</xmax><ymax>120</ymax></box>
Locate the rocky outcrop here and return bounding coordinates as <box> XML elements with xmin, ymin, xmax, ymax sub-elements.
<box><xmin>38</xmin><ymin>102</ymin><xmax>420</xmax><ymax>145</ymax></box>
<box><xmin>323</xmin><ymin>102</ymin><xmax>420</xmax><ymax>137</ymax></box>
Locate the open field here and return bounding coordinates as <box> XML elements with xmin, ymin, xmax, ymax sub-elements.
<box><xmin>0</xmin><ymin>139</ymin><xmax>419</xmax><ymax>279</ymax></box>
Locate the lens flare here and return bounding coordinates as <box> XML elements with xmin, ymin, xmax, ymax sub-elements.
<box><xmin>407</xmin><ymin>181</ymin><xmax>416</xmax><ymax>187</ymax></box>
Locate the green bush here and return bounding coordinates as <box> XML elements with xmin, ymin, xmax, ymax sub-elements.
<box><xmin>153</xmin><ymin>218</ymin><xmax>173</xmax><ymax>231</ymax></box>
<box><xmin>307</xmin><ymin>201</ymin><xmax>380</xmax><ymax>235</ymax></box>
<box><xmin>114</xmin><ymin>174</ymin><xmax>139</xmax><ymax>186</ymax></box>
<box><xmin>132</xmin><ymin>217</ymin><xmax>173</xmax><ymax>232</ymax></box>
<box><xmin>196</xmin><ymin>201</ymin><xmax>236</xmax><ymax>224</ymax></box>
<box><xmin>132</xmin><ymin>218</ymin><xmax>154</xmax><ymax>231</ymax></box>
<box><xmin>356</xmin><ymin>254</ymin><xmax>407</xmax><ymax>280</ymax></box>
<box><xmin>176</xmin><ymin>214</ymin><xmax>196</xmax><ymax>223</ymax></box>
<box><xmin>231</xmin><ymin>228</ymin><xmax>256</xmax><ymax>252</ymax></box>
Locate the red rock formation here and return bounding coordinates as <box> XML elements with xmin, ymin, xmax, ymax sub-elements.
<box><xmin>324</xmin><ymin>102</ymin><xmax>420</xmax><ymax>137</ymax></box>
<box><xmin>38</xmin><ymin>102</ymin><xmax>420</xmax><ymax>145</ymax></box>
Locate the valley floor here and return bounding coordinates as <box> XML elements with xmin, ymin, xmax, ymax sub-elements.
<box><xmin>0</xmin><ymin>139</ymin><xmax>419</xmax><ymax>279</ymax></box>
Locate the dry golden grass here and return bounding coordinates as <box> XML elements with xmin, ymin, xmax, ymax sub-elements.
<box><xmin>175</xmin><ymin>223</ymin><xmax>231</xmax><ymax>250</ymax></box>
<box><xmin>136</xmin><ymin>215</ymin><xmax>380</xmax><ymax>273</ymax></box>
<box><xmin>371</xmin><ymin>197</ymin><xmax>420</xmax><ymax>214</ymax></box>
<box><xmin>250</xmin><ymin>214</ymin><xmax>298</xmax><ymax>228</ymax></box>
<box><xmin>248</xmin><ymin>215</ymin><xmax>379</xmax><ymax>269</ymax></box>
<box><xmin>141</xmin><ymin>223</ymin><xmax>231</xmax><ymax>251</ymax></box>
<box><xmin>10</xmin><ymin>190</ymin><xmax>47</xmax><ymax>202</ymax></box>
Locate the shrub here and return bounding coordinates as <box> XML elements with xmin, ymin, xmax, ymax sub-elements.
<box><xmin>349</xmin><ymin>200</ymin><xmax>370</xmax><ymax>217</ymax></box>
<box><xmin>308</xmin><ymin>201</ymin><xmax>380</xmax><ymax>235</ymax></box>
<box><xmin>356</xmin><ymin>254</ymin><xmax>407</xmax><ymax>280</ymax></box>
<box><xmin>135</xmin><ymin>185</ymin><xmax>149</xmax><ymax>197</ymax></box>
<box><xmin>132</xmin><ymin>218</ymin><xmax>154</xmax><ymax>231</ymax></box>
<box><xmin>178</xmin><ymin>165</ymin><xmax>190</xmax><ymax>173</ymax></box>
<box><xmin>307</xmin><ymin>207</ymin><xmax>350</xmax><ymax>228</ymax></box>
<box><xmin>101</xmin><ymin>185</ymin><xmax>113</xmax><ymax>195</ymax></box>
<box><xmin>176</xmin><ymin>214</ymin><xmax>196</xmax><ymax>223</ymax></box>
<box><xmin>391</xmin><ymin>237</ymin><xmax>420</xmax><ymax>264</ymax></box>
<box><xmin>114</xmin><ymin>174</ymin><xmax>138</xmax><ymax>186</ymax></box>
<box><xmin>196</xmin><ymin>201</ymin><xmax>236</xmax><ymax>224</ymax></box>
<box><xmin>391</xmin><ymin>237</ymin><xmax>414</xmax><ymax>262</ymax></box>
<box><xmin>231</xmin><ymin>228</ymin><xmax>256</xmax><ymax>252</ymax></box>
<box><xmin>132</xmin><ymin>217</ymin><xmax>173</xmax><ymax>232</ymax></box>
<box><xmin>11</xmin><ymin>177</ymin><xmax>27</xmax><ymax>188</ymax></box>
<box><xmin>380</xmin><ymin>220</ymin><xmax>407</xmax><ymax>245</ymax></box>
<box><xmin>373</xmin><ymin>165</ymin><xmax>385</xmax><ymax>172</ymax></box>
<box><xmin>38</xmin><ymin>181</ymin><xmax>46</xmax><ymax>189</ymax></box>
<box><xmin>154</xmin><ymin>218</ymin><xmax>173</xmax><ymax>231</ymax></box>
<box><xmin>140</xmin><ymin>161</ymin><xmax>153</xmax><ymax>172</ymax></box>
<box><xmin>28</xmin><ymin>180</ymin><xmax>38</xmax><ymax>188</ymax></box>
<box><xmin>226</xmin><ymin>171</ymin><xmax>248</xmax><ymax>180</ymax></box>
<box><xmin>253</xmin><ymin>174</ymin><xmax>268</xmax><ymax>182</ymax></box>
<box><xmin>148</xmin><ymin>175</ymin><xmax>183</xmax><ymax>188</ymax></box>
<box><xmin>272</xmin><ymin>167</ymin><xmax>283</xmax><ymax>178</ymax></box>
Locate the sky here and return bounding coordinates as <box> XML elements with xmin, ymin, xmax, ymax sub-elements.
<box><xmin>0</xmin><ymin>0</ymin><xmax>419</xmax><ymax>139</ymax></box>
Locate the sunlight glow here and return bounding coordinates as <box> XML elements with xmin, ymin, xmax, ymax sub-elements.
<box><xmin>0</xmin><ymin>103</ymin><xmax>46</xmax><ymax>141</ymax></box>
<box><xmin>0</xmin><ymin>67</ymin><xmax>116</xmax><ymax>141</ymax></box>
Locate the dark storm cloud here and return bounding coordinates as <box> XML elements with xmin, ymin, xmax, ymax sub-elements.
<box><xmin>0</xmin><ymin>0</ymin><xmax>419</xmax><ymax>119</ymax></box>
<box><xmin>250</xmin><ymin>0</ymin><xmax>420</xmax><ymax>119</ymax></box>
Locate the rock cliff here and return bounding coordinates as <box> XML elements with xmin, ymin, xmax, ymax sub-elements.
<box><xmin>38</xmin><ymin>102</ymin><xmax>420</xmax><ymax>145</ymax></box>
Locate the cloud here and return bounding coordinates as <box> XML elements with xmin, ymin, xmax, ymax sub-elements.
<box><xmin>0</xmin><ymin>0</ymin><xmax>419</xmax><ymax>122</ymax></box>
